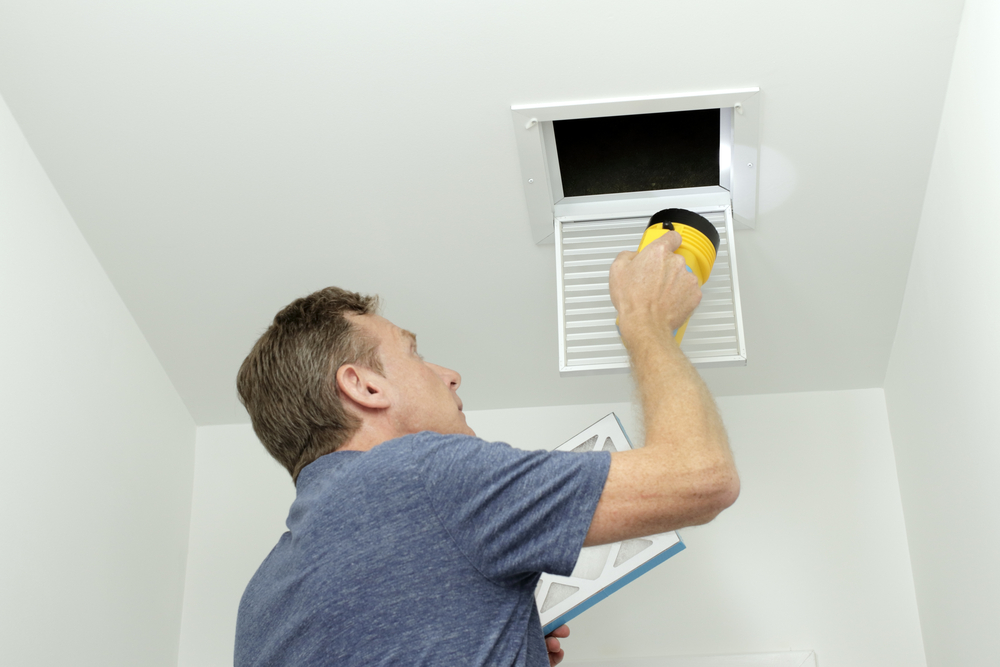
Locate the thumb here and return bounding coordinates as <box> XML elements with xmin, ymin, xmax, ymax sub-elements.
<box><xmin>647</xmin><ymin>229</ymin><xmax>682</xmax><ymax>253</ymax></box>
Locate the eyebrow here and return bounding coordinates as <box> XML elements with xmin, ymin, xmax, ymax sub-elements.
<box><xmin>401</xmin><ymin>329</ymin><xmax>417</xmax><ymax>346</ymax></box>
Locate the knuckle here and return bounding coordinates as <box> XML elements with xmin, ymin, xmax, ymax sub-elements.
<box><xmin>614</xmin><ymin>250</ymin><xmax>635</xmax><ymax>263</ymax></box>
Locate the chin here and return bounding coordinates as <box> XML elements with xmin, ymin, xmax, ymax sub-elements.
<box><xmin>451</xmin><ymin>423</ymin><xmax>476</xmax><ymax>437</ymax></box>
<box><xmin>442</xmin><ymin>421</ymin><xmax>475</xmax><ymax>438</ymax></box>
<box><xmin>459</xmin><ymin>414</ymin><xmax>476</xmax><ymax>437</ymax></box>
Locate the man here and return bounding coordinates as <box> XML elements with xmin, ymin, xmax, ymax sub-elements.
<box><xmin>234</xmin><ymin>231</ymin><xmax>739</xmax><ymax>666</ymax></box>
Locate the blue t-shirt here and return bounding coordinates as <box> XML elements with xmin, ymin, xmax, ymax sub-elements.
<box><xmin>234</xmin><ymin>432</ymin><xmax>610</xmax><ymax>666</ymax></box>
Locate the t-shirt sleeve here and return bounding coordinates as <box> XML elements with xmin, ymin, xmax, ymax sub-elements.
<box><xmin>416</xmin><ymin>433</ymin><xmax>611</xmax><ymax>588</ymax></box>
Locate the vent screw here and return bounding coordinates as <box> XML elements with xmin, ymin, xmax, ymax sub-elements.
<box><xmin>528</xmin><ymin>178</ymin><xmax>534</xmax><ymax>184</ymax></box>
<box><xmin>747</xmin><ymin>162</ymin><xmax>754</xmax><ymax>168</ymax></box>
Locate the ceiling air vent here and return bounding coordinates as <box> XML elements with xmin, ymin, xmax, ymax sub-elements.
<box><xmin>555</xmin><ymin>206</ymin><xmax>745</xmax><ymax>373</ymax></box>
<box><xmin>511</xmin><ymin>89</ymin><xmax>757</xmax><ymax>373</ymax></box>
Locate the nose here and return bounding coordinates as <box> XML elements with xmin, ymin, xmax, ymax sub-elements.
<box><xmin>429</xmin><ymin>363</ymin><xmax>462</xmax><ymax>391</ymax></box>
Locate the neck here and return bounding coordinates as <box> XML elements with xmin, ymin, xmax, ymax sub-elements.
<box><xmin>338</xmin><ymin>417</ymin><xmax>401</xmax><ymax>453</ymax></box>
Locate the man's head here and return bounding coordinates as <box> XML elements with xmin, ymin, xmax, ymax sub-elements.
<box><xmin>336</xmin><ymin>313</ymin><xmax>473</xmax><ymax>442</ymax></box>
<box><xmin>237</xmin><ymin>287</ymin><xmax>472</xmax><ymax>482</ymax></box>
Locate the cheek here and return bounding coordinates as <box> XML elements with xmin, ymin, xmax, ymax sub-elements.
<box><xmin>424</xmin><ymin>369</ymin><xmax>449</xmax><ymax>391</ymax></box>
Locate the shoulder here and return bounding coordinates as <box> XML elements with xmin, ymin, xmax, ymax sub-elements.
<box><xmin>401</xmin><ymin>432</ymin><xmax>610</xmax><ymax>493</ymax></box>
<box><xmin>374</xmin><ymin>431</ymin><xmax>516</xmax><ymax>463</ymax></box>
<box><xmin>368</xmin><ymin>432</ymin><xmax>551</xmax><ymax>482</ymax></box>
<box><xmin>361</xmin><ymin>432</ymin><xmax>609</xmax><ymax>495</ymax></box>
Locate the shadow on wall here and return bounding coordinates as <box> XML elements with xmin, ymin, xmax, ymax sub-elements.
<box><xmin>757</xmin><ymin>146</ymin><xmax>797</xmax><ymax>216</ymax></box>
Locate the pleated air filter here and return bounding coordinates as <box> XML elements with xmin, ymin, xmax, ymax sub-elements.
<box><xmin>555</xmin><ymin>206</ymin><xmax>746</xmax><ymax>374</ymax></box>
<box><xmin>535</xmin><ymin>413</ymin><xmax>685</xmax><ymax>634</ymax></box>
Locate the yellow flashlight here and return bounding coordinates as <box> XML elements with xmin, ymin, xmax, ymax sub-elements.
<box><xmin>635</xmin><ymin>208</ymin><xmax>720</xmax><ymax>344</ymax></box>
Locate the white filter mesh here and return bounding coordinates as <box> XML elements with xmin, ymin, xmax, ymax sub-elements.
<box><xmin>541</xmin><ymin>583</ymin><xmax>580</xmax><ymax>613</ymax></box>
<box><xmin>614</xmin><ymin>538</ymin><xmax>653</xmax><ymax>567</ymax></box>
<box><xmin>572</xmin><ymin>435</ymin><xmax>599</xmax><ymax>452</ymax></box>
<box><xmin>570</xmin><ymin>544</ymin><xmax>613</xmax><ymax>580</ymax></box>
<box><xmin>557</xmin><ymin>206</ymin><xmax>745</xmax><ymax>372</ymax></box>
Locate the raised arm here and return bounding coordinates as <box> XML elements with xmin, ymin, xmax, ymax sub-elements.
<box><xmin>584</xmin><ymin>231</ymin><xmax>740</xmax><ymax>547</ymax></box>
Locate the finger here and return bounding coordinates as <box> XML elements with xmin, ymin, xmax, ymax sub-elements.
<box><xmin>646</xmin><ymin>229</ymin><xmax>683</xmax><ymax>253</ymax></box>
<box><xmin>546</xmin><ymin>624</ymin><xmax>570</xmax><ymax>639</ymax></box>
<box><xmin>545</xmin><ymin>622</ymin><xmax>570</xmax><ymax>666</ymax></box>
<box><xmin>612</xmin><ymin>249</ymin><xmax>637</xmax><ymax>267</ymax></box>
<box><xmin>663</xmin><ymin>229</ymin><xmax>683</xmax><ymax>252</ymax></box>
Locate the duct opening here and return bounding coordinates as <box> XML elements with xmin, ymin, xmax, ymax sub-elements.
<box><xmin>553</xmin><ymin>108</ymin><xmax>721</xmax><ymax>197</ymax></box>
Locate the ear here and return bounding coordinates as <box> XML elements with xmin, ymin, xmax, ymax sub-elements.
<box><xmin>336</xmin><ymin>364</ymin><xmax>391</xmax><ymax>411</ymax></box>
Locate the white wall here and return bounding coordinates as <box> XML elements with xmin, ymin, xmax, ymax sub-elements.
<box><xmin>0</xmin><ymin>94</ymin><xmax>197</xmax><ymax>666</ymax></box>
<box><xmin>177</xmin><ymin>425</ymin><xmax>296</xmax><ymax>667</ymax></box>
<box><xmin>883</xmin><ymin>0</ymin><xmax>1000</xmax><ymax>663</ymax></box>
<box><xmin>178</xmin><ymin>389</ymin><xmax>924</xmax><ymax>667</ymax></box>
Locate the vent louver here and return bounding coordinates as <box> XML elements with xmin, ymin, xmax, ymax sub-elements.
<box><xmin>555</xmin><ymin>205</ymin><xmax>746</xmax><ymax>374</ymax></box>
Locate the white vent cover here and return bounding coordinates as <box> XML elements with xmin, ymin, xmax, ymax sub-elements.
<box><xmin>555</xmin><ymin>205</ymin><xmax>746</xmax><ymax>374</ymax></box>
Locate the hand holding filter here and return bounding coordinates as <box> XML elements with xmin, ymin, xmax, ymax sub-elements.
<box><xmin>637</xmin><ymin>208</ymin><xmax>721</xmax><ymax>344</ymax></box>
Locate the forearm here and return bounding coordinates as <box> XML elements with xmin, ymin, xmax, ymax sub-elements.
<box><xmin>622</xmin><ymin>320</ymin><xmax>738</xmax><ymax>515</ymax></box>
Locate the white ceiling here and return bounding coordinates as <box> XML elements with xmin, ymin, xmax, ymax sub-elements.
<box><xmin>0</xmin><ymin>0</ymin><xmax>966</xmax><ymax>425</ymax></box>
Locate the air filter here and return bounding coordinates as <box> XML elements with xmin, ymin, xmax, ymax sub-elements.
<box><xmin>535</xmin><ymin>413</ymin><xmax>685</xmax><ymax>634</ymax></box>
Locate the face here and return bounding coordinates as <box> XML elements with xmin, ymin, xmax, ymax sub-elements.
<box><xmin>350</xmin><ymin>314</ymin><xmax>475</xmax><ymax>438</ymax></box>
